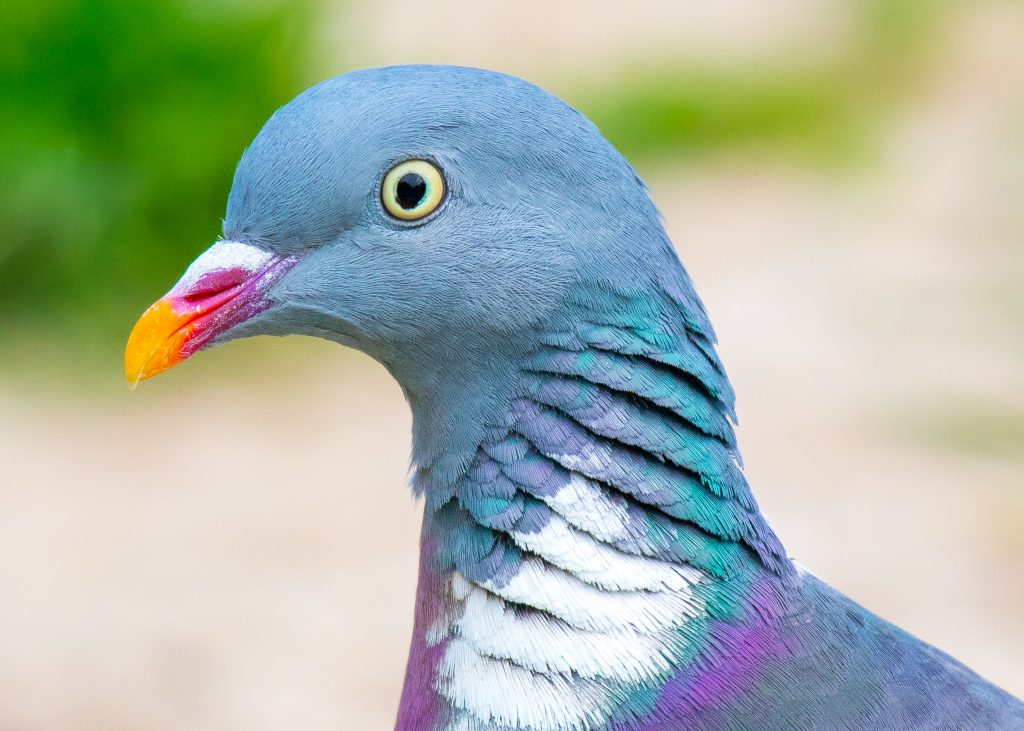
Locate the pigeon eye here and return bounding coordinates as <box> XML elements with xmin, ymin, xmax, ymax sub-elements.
<box><xmin>381</xmin><ymin>159</ymin><xmax>445</xmax><ymax>221</ymax></box>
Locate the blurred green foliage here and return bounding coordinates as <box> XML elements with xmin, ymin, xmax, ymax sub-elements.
<box><xmin>0</xmin><ymin>0</ymin><xmax>312</xmax><ymax>359</ymax></box>
<box><xmin>572</xmin><ymin>0</ymin><xmax>945</xmax><ymax>165</ymax></box>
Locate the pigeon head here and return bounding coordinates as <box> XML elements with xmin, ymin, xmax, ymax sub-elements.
<box><xmin>125</xmin><ymin>65</ymin><xmax>711</xmax><ymax>466</ymax></box>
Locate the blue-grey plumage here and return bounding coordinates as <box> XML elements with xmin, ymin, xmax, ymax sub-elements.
<box><xmin>126</xmin><ymin>65</ymin><xmax>1023</xmax><ymax>730</ymax></box>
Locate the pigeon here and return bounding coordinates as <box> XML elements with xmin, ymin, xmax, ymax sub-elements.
<box><xmin>125</xmin><ymin>65</ymin><xmax>1023</xmax><ymax>731</ymax></box>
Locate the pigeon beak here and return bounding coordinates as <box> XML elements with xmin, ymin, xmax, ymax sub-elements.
<box><xmin>125</xmin><ymin>241</ymin><xmax>297</xmax><ymax>387</ymax></box>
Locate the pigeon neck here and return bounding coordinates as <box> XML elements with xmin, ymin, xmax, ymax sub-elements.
<box><xmin>394</xmin><ymin>288</ymin><xmax>800</xmax><ymax>730</ymax></box>
<box><xmin>392</xmin><ymin>335</ymin><xmax>535</xmax><ymax>485</ymax></box>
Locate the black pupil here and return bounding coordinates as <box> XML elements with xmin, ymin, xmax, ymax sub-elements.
<box><xmin>395</xmin><ymin>172</ymin><xmax>427</xmax><ymax>210</ymax></box>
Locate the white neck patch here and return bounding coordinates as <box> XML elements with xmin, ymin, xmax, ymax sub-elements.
<box><xmin>434</xmin><ymin>474</ymin><xmax>709</xmax><ymax>731</ymax></box>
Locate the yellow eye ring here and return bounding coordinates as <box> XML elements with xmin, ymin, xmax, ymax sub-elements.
<box><xmin>381</xmin><ymin>159</ymin><xmax>446</xmax><ymax>221</ymax></box>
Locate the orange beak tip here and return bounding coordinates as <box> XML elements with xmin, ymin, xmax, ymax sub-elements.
<box><xmin>124</xmin><ymin>298</ymin><xmax>189</xmax><ymax>386</ymax></box>
<box><xmin>123</xmin><ymin>245</ymin><xmax>297</xmax><ymax>387</ymax></box>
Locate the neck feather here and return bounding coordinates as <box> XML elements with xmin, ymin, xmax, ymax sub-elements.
<box><xmin>394</xmin><ymin>283</ymin><xmax>801</xmax><ymax>731</ymax></box>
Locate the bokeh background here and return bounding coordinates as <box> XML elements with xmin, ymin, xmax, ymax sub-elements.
<box><xmin>2</xmin><ymin>0</ymin><xmax>1022</xmax><ymax>728</ymax></box>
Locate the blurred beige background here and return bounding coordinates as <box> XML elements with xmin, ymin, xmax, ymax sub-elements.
<box><xmin>1</xmin><ymin>1</ymin><xmax>1022</xmax><ymax>729</ymax></box>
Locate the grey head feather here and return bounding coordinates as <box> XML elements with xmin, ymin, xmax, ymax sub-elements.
<box><xmin>222</xmin><ymin>65</ymin><xmax>714</xmax><ymax>469</ymax></box>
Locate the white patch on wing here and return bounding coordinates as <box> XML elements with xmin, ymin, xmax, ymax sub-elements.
<box><xmin>451</xmin><ymin>571</ymin><xmax>473</xmax><ymax>601</ymax></box>
<box><xmin>544</xmin><ymin>473</ymin><xmax>630</xmax><ymax>543</ymax></box>
<box><xmin>438</xmin><ymin>469</ymin><xmax>710</xmax><ymax>730</ymax></box>
<box><xmin>482</xmin><ymin>558</ymin><xmax>702</xmax><ymax>634</ymax></box>
<box><xmin>174</xmin><ymin>240</ymin><xmax>274</xmax><ymax>292</ymax></box>
<box><xmin>439</xmin><ymin>638</ymin><xmax>611</xmax><ymax>731</ymax></box>
<box><xmin>552</xmin><ymin>442</ymin><xmax>612</xmax><ymax>474</ymax></box>
<box><xmin>454</xmin><ymin>582</ymin><xmax>683</xmax><ymax>683</ymax></box>
<box><xmin>512</xmin><ymin>511</ymin><xmax>702</xmax><ymax>592</ymax></box>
